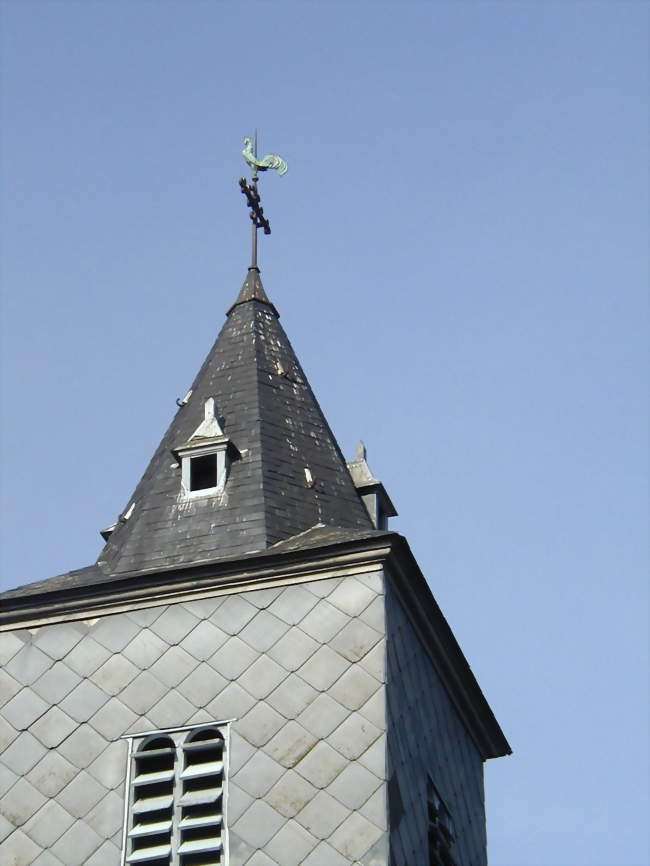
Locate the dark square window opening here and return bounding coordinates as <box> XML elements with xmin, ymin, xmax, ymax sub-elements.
<box><xmin>190</xmin><ymin>454</ymin><xmax>218</xmax><ymax>491</ymax></box>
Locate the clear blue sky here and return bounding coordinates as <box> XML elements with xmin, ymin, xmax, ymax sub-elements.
<box><xmin>1</xmin><ymin>2</ymin><xmax>647</xmax><ymax>864</ymax></box>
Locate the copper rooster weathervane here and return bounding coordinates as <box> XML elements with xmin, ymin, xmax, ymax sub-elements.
<box><xmin>239</xmin><ymin>134</ymin><xmax>288</xmax><ymax>269</ymax></box>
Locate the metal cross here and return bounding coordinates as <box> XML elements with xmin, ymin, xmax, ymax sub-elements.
<box><xmin>239</xmin><ymin>171</ymin><xmax>270</xmax><ymax>271</ymax></box>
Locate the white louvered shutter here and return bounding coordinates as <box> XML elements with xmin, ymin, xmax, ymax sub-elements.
<box><xmin>124</xmin><ymin>725</ymin><xmax>227</xmax><ymax>866</ymax></box>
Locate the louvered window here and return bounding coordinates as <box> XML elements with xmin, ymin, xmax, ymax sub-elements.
<box><xmin>122</xmin><ymin>723</ymin><xmax>228</xmax><ymax>866</ymax></box>
<box><xmin>427</xmin><ymin>777</ymin><xmax>457</xmax><ymax>866</ymax></box>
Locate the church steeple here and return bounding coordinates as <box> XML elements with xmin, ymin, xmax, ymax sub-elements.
<box><xmin>98</xmin><ymin>269</ymin><xmax>372</xmax><ymax>576</ymax></box>
<box><xmin>228</xmin><ymin>266</ymin><xmax>278</xmax><ymax>315</ymax></box>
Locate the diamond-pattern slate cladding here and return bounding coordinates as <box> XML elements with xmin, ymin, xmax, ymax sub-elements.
<box><xmin>0</xmin><ymin>572</ymin><xmax>388</xmax><ymax>866</ymax></box>
<box><xmin>385</xmin><ymin>580</ymin><xmax>487</xmax><ymax>866</ymax></box>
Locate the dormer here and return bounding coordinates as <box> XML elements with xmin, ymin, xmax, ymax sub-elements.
<box><xmin>347</xmin><ymin>441</ymin><xmax>397</xmax><ymax>530</ymax></box>
<box><xmin>173</xmin><ymin>397</ymin><xmax>235</xmax><ymax>498</ymax></box>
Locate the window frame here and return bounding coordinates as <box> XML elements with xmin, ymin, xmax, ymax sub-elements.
<box><xmin>177</xmin><ymin>441</ymin><xmax>230</xmax><ymax>500</ymax></box>
<box><xmin>121</xmin><ymin>721</ymin><xmax>231</xmax><ymax>866</ymax></box>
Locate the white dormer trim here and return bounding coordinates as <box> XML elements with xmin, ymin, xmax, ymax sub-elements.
<box><xmin>178</xmin><ymin>439</ymin><xmax>230</xmax><ymax>499</ymax></box>
<box><xmin>189</xmin><ymin>397</ymin><xmax>224</xmax><ymax>440</ymax></box>
<box><xmin>174</xmin><ymin>398</ymin><xmax>232</xmax><ymax>500</ymax></box>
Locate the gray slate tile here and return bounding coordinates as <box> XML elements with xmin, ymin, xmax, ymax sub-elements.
<box><xmin>209</xmin><ymin>636</ymin><xmax>258</xmax><ymax>680</ymax></box>
<box><xmin>269</xmin><ymin>586</ymin><xmax>318</xmax><ymax>625</ymax></box>
<box><xmin>330</xmin><ymin>618</ymin><xmax>382</xmax><ymax>663</ymax></box>
<box><xmin>327</xmin><ymin>761</ymin><xmax>382</xmax><ymax>810</ymax></box>
<box><xmin>149</xmin><ymin>605</ymin><xmax>199</xmax><ymax>644</ymax></box>
<box><xmin>330</xmin><ymin>810</ymin><xmax>384</xmax><ymax>861</ymax></box>
<box><xmin>266</xmin><ymin>769</ymin><xmax>318</xmax><ymax>819</ymax></box>
<box><xmin>5</xmin><ymin>645</ymin><xmax>52</xmax><ymax>686</ymax></box>
<box><xmin>59</xmin><ymin>679</ymin><xmax>109</xmax><ymax>723</ymax></box>
<box><xmin>148</xmin><ymin>645</ymin><xmax>198</xmax><ymax>688</ymax></box>
<box><xmin>0</xmin><ymin>777</ymin><xmax>46</xmax><ymax>826</ymax></box>
<box><xmin>90</xmin><ymin>655</ymin><xmax>139</xmax><ymax>696</ymax></box>
<box><xmin>232</xmin><ymin>799</ymin><xmax>285</xmax><ymax>848</ymax></box>
<box><xmin>237</xmin><ymin>702</ymin><xmax>285</xmax><ymax>747</ymax></box>
<box><xmin>64</xmin><ymin>637</ymin><xmax>111</xmax><ymax>677</ymax></box>
<box><xmin>50</xmin><ymin>818</ymin><xmax>103</xmax><ymax>865</ymax></box>
<box><xmin>57</xmin><ymin>769</ymin><xmax>107</xmax><ymax>819</ymax></box>
<box><xmin>121</xmin><ymin>628</ymin><xmax>168</xmax><ymax>668</ymax></box>
<box><xmin>328</xmin><ymin>578</ymin><xmax>377</xmax><ymax>617</ymax></box>
<box><xmin>2</xmin><ymin>689</ymin><xmax>48</xmax><ymax>730</ymax></box>
<box><xmin>295</xmin><ymin>741</ymin><xmax>347</xmax><ymax>789</ymax></box>
<box><xmin>33</xmin><ymin>623</ymin><xmax>85</xmax><ymax>660</ymax></box>
<box><xmin>0</xmin><ymin>715</ymin><xmax>18</xmax><ymax>751</ymax></box>
<box><xmin>297</xmin><ymin>645</ymin><xmax>350</xmax><ymax>691</ymax></box>
<box><xmin>23</xmin><ymin>798</ymin><xmax>74</xmax><ymax>847</ymax></box>
<box><xmin>263</xmin><ymin>720</ymin><xmax>317</xmax><ymax>769</ymax></box>
<box><xmin>329</xmin><ymin>663</ymin><xmax>380</xmax><ymax>710</ymax></box>
<box><xmin>89</xmin><ymin>615</ymin><xmax>140</xmax><ymax>652</ymax></box>
<box><xmin>266</xmin><ymin>673</ymin><xmax>318</xmax><ymax>719</ymax></box>
<box><xmin>298</xmin><ymin>601</ymin><xmax>348</xmax><ymax>643</ymax></box>
<box><xmin>145</xmin><ymin>689</ymin><xmax>195</xmax><ymax>728</ymax></box>
<box><xmin>176</xmin><ymin>661</ymin><xmax>228</xmax><ymax>708</ymax></box>
<box><xmin>1</xmin><ymin>730</ymin><xmax>46</xmax><ymax>775</ymax></box>
<box><xmin>116</xmin><ymin>670</ymin><xmax>169</xmax><ymax>717</ymax></box>
<box><xmin>30</xmin><ymin>706</ymin><xmax>77</xmax><ymax>748</ymax></box>
<box><xmin>58</xmin><ymin>725</ymin><xmax>108</xmax><ymax>769</ymax></box>
<box><xmin>89</xmin><ymin>696</ymin><xmax>138</xmax><ymax>740</ymax></box>
<box><xmin>84</xmin><ymin>839</ymin><xmax>121</xmax><ymax>866</ymax></box>
<box><xmin>211</xmin><ymin>595</ymin><xmax>257</xmax><ymax>635</ymax></box>
<box><xmin>27</xmin><ymin>751</ymin><xmax>78</xmax><ymax>798</ymax></box>
<box><xmin>0</xmin><ymin>632</ymin><xmax>25</xmax><ymax>666</ymax></box>
<box><xmin>0</xmin><ymin>828</ymin><xmax>41</xmax><ymax>866</ymax></box>
<box><xmin>265</xmin><ymin>818</ymin><xmax>319</xmax><ymax>866</ymax></box>
<box><xmin>0</xmin><ymin>670</ymin><xmax>21</xmax><ymax>706</ymax></box>
<box><xmin>297</xmin><ymin>692</ymin><xmax>351</xmax><ymax>739</ymax></box>
<box><xmin>295</xmin><ymin>789</ymin><xmax>349</xmax><ymax>840</ymax></box>
<box><xmin>87</xmin><ymin>740</ymin><xmax>127</xmax><ymax>789</ymax></box>
<box><xmin>233</xmin><ymin>749</ymin><xmax>284</xmax><ymax>797</ymax></box>
<box><xmin>84</xmin><ymin>790</ymin><xmax>124</xmax><ymax>839</ymax></box>
<box><xmin>238</xmin><ymin>655</ymin><xmax>288</xmax><ymax>700</ymax></box>
<box><xmin>180</xmin><ymin>619</ymin><xmax>229</xmax><ymax>660</ymax></box>
<box><xmin>206</xmin><ymin>681</ymin><xmax>256</xmax><ymax>721</ymax></box>
<box><xmin>359</xmin><ymin>784</ymin><xmax>388</xmax><ymax>831</ymax></box>
<box><xmin>267</xmin><ymin>628</ymin><xmax>319</xmax><ymax>672</ymax></box>
<box><xmin>302</xmin><ymin>840</ymin><xmax>349</xmax><ymax>866</ymax></box>
<box><xmin>239</xmin><ymin>609</ymin><xmax>290</xmax><ymax>652</ymax></box>
<box><xmin>328</xmin><ymin>712</ymin><xmax>382</xmax><ymax>760</ymax></box>
<box><xmin>31</xmin><ymin>661</ymin><xmax>81</xmax><ymax>704</ymax></box>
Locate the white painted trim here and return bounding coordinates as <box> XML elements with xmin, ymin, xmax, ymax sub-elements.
<box><xmin>179</xmin><ymin>442</ymin><xmax>229</xmax><ymax>500</ymax></box>
<box><xmin>120</xmin><ymin>736</ymin><xmax>134</xmax><ymax>866</ymax></box>
<box><xmin>122</xmin><ymin>721</ymin><xmax>231</xmax><ymax>866</ymax></box>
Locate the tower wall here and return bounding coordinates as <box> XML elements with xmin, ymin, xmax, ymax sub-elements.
<box><xmin>0</xmin><ymin>570</ymin><xmax>390</xmax><ymax>866</ymax></box>
<box><xmin>386</xmin><ymin>580</ymin><xmax>487</xmax><ymax>866</ymax></box>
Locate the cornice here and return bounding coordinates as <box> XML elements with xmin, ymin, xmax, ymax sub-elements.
<box><xmin>0</xmin><ymin>537</ymin><xmax>391</xmax><ymax>630</ymax></box>
<box><xmin>0</xmin><ymin>531</ymin><xmax>510</xmax><ymax>761</ymax></box>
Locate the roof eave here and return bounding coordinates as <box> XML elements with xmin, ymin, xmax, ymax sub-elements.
<box><xmin>0</xmin><ymin>531</ymin><xmax>510</xmax><ymax>760</ymax></box>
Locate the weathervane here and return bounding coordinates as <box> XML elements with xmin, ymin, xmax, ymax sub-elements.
<box><xmin>239</xmin><ymin>133</ymin><xmax>288</xmax><ymax>270</ymax></box>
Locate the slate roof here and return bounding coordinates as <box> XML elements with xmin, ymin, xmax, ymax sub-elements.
<box><xmin>94</xmin><ymin>267</ymin><xmax>372</xmax><ymax>576</ymax></box>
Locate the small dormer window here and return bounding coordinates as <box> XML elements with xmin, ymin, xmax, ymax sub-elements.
<box><xmin>181</xmin><ymin>447</ymin><xmax>226</xmax><ymax>497</ymax></box>
<box><xmin>174</xmin><ymin>397</ymin><xmax>234</xmax><ymax>500</ymax></box>
<box><xmin>190</xmin><ymin>453</ymin><xmax>218</xmax><ymax>491</ymax></box>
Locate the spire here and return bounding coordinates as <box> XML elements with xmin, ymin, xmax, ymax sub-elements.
<box><xmin>98</xmin><ymin>275</ymin><xmax>372</xmax><ymax>576</ymax></box>
<box><xmin>227</xmin><ymin>267</ymin><xmax>277</xmax><ymax>316</ymax></box>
